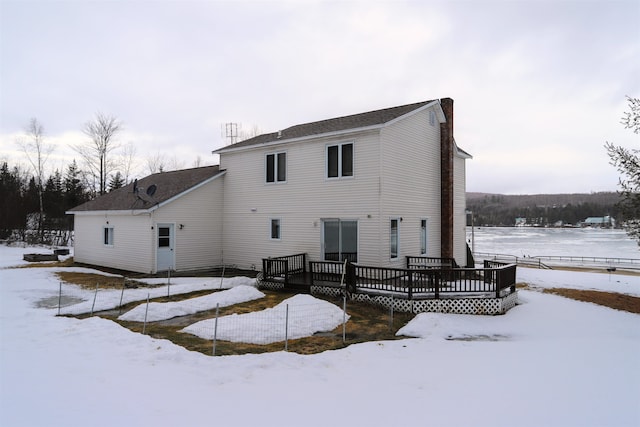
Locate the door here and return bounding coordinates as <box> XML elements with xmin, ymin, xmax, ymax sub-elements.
<box><xmin>322</xmin><ymin>219</ymin><xmax>358</xmax><ymax>262</ymax></box>
<box><xmin>156</xmin><ymin>224</ymin><xmax>175</xmax><ymax>272</ymax></box>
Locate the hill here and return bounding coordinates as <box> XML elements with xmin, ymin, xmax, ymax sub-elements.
<box><xmin>466</xmin><ymin>192</ymin><xmax>622</xmax><ymax>227</ymax></box>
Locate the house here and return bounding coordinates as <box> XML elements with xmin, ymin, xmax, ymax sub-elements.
<box><xmin>68</xmin><ymin>98</ymin><xmax>471</xmax><ymax>274</ymax></box>
<box><xmin>68</xmin><ymin>166</ymin><xmax>225</xmax><ymax>273</ymax></box>
<box><xmin>582</xmin><ymin>216</ymin><xmax>615</xmax><ymax>228</ymax></box>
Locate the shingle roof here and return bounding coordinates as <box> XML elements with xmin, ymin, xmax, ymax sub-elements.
<box><xmin>215</xmin><ymin>99</ymin><xmax>437</xmax><ymax>152</ymax></box>
<box><xmin>68</xmin><ymin>165</ymin><xmax>223</xmax><ymax>212</ymax></box>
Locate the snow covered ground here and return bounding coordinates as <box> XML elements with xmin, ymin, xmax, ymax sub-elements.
<box><xmin>1</xmin><ymin>245</ymin><xmax>639</xmax><ymax>427</ymax></box>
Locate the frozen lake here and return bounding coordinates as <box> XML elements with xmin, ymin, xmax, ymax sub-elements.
<box><xmin>468</xmin><ymin>227</ymin><xmax>639</xmax><ymax>260</ymax></box>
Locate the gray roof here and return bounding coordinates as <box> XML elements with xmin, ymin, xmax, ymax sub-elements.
<box><xmin>68</xmin><ymin>165</ymin><xmax>223</xmax><ymax>212</ymax></box>
<box><xmin>215</xmin><ymin>99</ymin><xmax>437</xmax><ymax>152</ymax></box>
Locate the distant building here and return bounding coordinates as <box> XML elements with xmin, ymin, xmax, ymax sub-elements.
<box><xmin>581</xmin><ymin>216</ymin><xmax>615</xmax><ymax>228</ymax></box>
<box><xmin>515</xmin><ymin>217</ymin><xmax>527</xmax><ymax>227</ymax></box>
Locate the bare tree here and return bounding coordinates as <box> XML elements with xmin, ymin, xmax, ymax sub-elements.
<box><xmin>119</xmin><ymin>141</ymin><xmax>138</xmax><ymax>184</ymax></box>
<box><xmin>17</xmin><ymin>118</ymin><xmax>54</xmax><ymax>238</ymax></box>
<box><xmin>73</xmin><ymin>113</ymin><xmax>122</xmax><ymax>195</ymax></box>
<box><xmin>146</xmin><ymin>152</ymin><xmax>167</xmax><ymax>174</ymax></box>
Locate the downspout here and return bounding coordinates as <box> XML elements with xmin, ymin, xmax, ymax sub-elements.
<box><xmin>439</xmin><ymin>98</ymin><xmax>454</xmax><ymax>260</ymax></box>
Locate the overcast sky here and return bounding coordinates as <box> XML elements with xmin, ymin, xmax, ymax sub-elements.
<box><xmin>1</xmin><ymin>0</ymin><xmax>638</xmax><ymax>194</ymax></box>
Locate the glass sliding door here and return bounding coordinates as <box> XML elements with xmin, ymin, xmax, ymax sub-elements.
<box><xmin>322</xmin><ymin>219</ymin><xmax>358</xmax><ymax>262</ymax></box>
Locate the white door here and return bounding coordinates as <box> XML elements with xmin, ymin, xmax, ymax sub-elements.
<box><xmin>157</xmin><ymin>224</ymin><xmax>175</xmax><ymax>271</ymax></box>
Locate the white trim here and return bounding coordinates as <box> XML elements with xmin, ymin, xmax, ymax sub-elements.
<box><xmin>454</xmin><ymin>140</ymin><xmax>472</xmax><ymax>159</ymax></box>
<box><xmin>390</xmin><ymin>217</ymin><xmax>400</xmax><ymax>260</ymax></box>
<box><xmin>325</xmin><ymin>141</ymin><xmax>355</xmax><ymax>180</ymax></box>
<box><xmin>102</xmin><ymin>226</ymin><xmax>114</xmax><ymax>247</ymax></box>
<box><xmin>265</xmin><ymin>151</ymin><xmax>287</xmax><ymax>184</ymax></box>
<box><xmin>420</xmin><ymin>217</ymin><xmax>429</xmax><ymax>255</ymax></box>
<box><xmin>269</xmin><ymin>218</ymin><xmax>282</xmax><ymax>240</ymax></box>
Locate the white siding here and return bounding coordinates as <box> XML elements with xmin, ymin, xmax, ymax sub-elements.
<box><xmin>73</xmin><ymin>176</ymin><xmax>224</xmax><ymax>274</ymax></box>
<box><xmin>219</xmin><ymin>130</ymin><xmax>382</xmax><ymax>269</ymax></box>
<box><xmin>73</xmin><ymin>214</ymin><xmax>154</xmax><ymax>273</ymax></box>
<box><xmin>453</xmin><ymin>154</ymin><xmax>467</xmax><ymax>266</ymax></box>
<box><xmin>378</xmin><ymin>107</ymin><xmax>442</xmax><ymax>267</ymax></box>
<box><xmin>152</xmin><ymin>176</ymin><xmax>224</xmax><ymax>272</ymax></box>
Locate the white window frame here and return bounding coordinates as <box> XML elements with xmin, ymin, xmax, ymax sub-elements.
<box><xmin>420</xmin><ymin>218</ymin><xmax>428</xmax><ymax>255</ymax></box>
<box><xmin>103</xmin><ymin>226</ymin><xmax>114</xmax><ymax>246</ymax></box>
<box><xmin>265</xmin><ymin>151</ymin><xmax>287</xmax><ymax>184</ymax></box>
<box><xmin>326</xmin><ymin>141</ymin><xmax>354</xmax><ymax>179</ymax></box>
<box><xmin>270</xmin><ymin>218</ymin><xmax>282</xmax><ymax>240</ymax></box>
<box><xmin>390</xmin><ymin>217</ymin><xmax>400</xmax><ymax>260</ymax></box>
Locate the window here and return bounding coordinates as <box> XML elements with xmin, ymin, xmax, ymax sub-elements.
<box><xmin>266</xmin><ymin>152</ymin><xmax>286</xmax><ymax>183</ymax></box>
<box><xmin>326</xmin><ymin>142</ymin><xmax>353</xmax><ymax>178</ymax></box>
<box><xmin>270</xmin><ymin>218</ymin><xmax>281</xmax><ymax>240</ymax></box>
<box><xmin>420</xmin><ymin>219</ymin><xmax>428</xmax><ymax>255</ymax></box>
<box><xmin>103</xmin><ymin>227</ymin><xmax>114</xmax><ymax>246</ymax></box>
<box><xmin>322</xmin><ymin>219</ymin><xmax>357</xmax><ymax>262</ymax></box>
<box><xmin>158</xmin><ymin>227</ymin><xmax>171</xmax><ymax>247</ymax></box>
<box><xmin>390</xmin><ymin>218</ymin><xmax>399</xmax><ymax>259</ymax></box>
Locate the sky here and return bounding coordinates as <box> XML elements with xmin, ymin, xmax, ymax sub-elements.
<box><xmin>1</xmin><ymin>0</ymin><xmax>638</xmax><ymax>195</ymax></box>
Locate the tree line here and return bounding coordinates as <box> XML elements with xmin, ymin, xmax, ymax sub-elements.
<box><xmin>0</xmin><ymin>160</ymin><xmax>93</xmax><ymax>244</ymax></box>
<box><xmin>466</xmin><ymin>192</ymin><xmax>623</xmax><ymax>227</ymax></box>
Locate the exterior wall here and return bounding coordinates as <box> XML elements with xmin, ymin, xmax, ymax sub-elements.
<box><xmin>73</xmin><ymin>176</ymin><xmax>224</xmax><ymax>274</ymax></box>
<box><xmin>453</xmin><ymin>154</ymin><xmax>467</xmax><ymax>266</ymax></box>
<box><xmin>152</xmin><ymin>176</ymin><xmax>224</xmax><ymax>272</ymax></box>
<box><xmin>378</xmin><ymin>107</ymin><xmax>442</xmax><ymax>268</ymax></box>
<box><xmin>219</xmin><ymin>130</ymin><xmax>382</xmax><ymax>270</ymax></box>
<box><xmin>73</xmin><ymin>213</ymin><xmax>154</xmax><ymax>273</ymax></box>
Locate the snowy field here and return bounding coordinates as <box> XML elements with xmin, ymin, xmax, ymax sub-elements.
<box><xmin>1</xmin><ymin>244</ymin><xmax>639</xmax><ymax>427</ymax></box>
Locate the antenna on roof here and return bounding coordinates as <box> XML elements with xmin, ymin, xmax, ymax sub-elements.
<box><xmin>221</xmin><ymin>122</ymin><xmax>240</xmax><ymax>145</ymax></box>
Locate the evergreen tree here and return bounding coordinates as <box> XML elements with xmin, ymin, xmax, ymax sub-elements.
<box><xmin>605</xmin><ymin>96</ymin><xmax>640</xmax><ymax>244</ymax></box>
<box><xmin>64</xmin><ymin>160</ymin><xmax>88</xmax><ymax>209</ymax></box>
<box><xmin>108</xmin><ymin>171</ymin><xmax>125</xmax><ymax>192</ymax></box>
<box><xmin>0</xmin><ymin>162</ymin><xmax>26</xmax><ymax>239</ymax></box>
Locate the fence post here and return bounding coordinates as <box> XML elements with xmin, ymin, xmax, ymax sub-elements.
<box><xmin>434</xmin><ymin>271</ymin><xmax>440</xmax><ymax>299</ymax></box>
<box><xmin>212</xmin><ymin>303</ymin><xmax>219</xmax><ymax>356</ymax></box>
<box><xmin>119</xmin><ymin>278</ymin><xmax>126</xmax><ymax>314</ymax></box>
<box><xmin>408</xmin><ymin>270</ymin><xmax>413</xmax><ymax>300</ymax></box>
<box><xmin>346</xmin><ymin>262</ymin><xmax>356</xmax><ymax>294</ymax></box>
<box><xmin>57</xmin><ymin>281</ymin><xmax>62</xmax><ymax>316</ymax></box>
<box><xmin>219</xmin><ymin>265</ymin><xmax>226</xmax><ymax>289</ymax></box>
<box><xmin>167</xmin><ymin>269</ymin><xmax>171</xmax><ymax>297</ymax></box>
<box><xmin>389</xmin><ymin>296</ymin><xmax>394</xmax><ymax>330</ymax></box>
<box><xmin>495</xmin><ymin>268</ymin><xmax>501</xmax><ymax>299</ymax></box>
<box><xmin>142</xmin><ymin>293</ymin><xmax>150</xmax><ymax>334</ymax></box>
<box><xmin>285</xmin><ymin>304</ymin><xmax>289</xmax><ymax>352</ymax></box>
<box><xmin>342</xmin><ymin>293</ymin><xmax>347</xmax><ymax>344</ymax></box>
<box><xmin>90</xmin><ymin>283</ymin><xmax>98</xmax><ymax>316</ymax></box>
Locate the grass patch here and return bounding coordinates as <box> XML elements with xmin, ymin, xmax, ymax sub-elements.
<box><xmin>87</xmin><ymin>289</ymin><xmax>415</xmax><ymax>356</ymax></box>
<box><xmin>17</xmin><ymin>257</ymin><xmax>76</xmax><ymax>268</ymax></box>
<box><xmin>55</xmin><ymin>271</ymin><xmax>158</xmax><ymax>290</ymax></box>
<box><xmin>543</xmin><ymin>288</ymin><xmax>640</xmax><ymax>314</ymax></box>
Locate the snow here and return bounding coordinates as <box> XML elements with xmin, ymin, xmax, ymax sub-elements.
<box><xmin>118</xmin><ymin>286</ymin><xmax>265</xmax><ymax>322</ymax></box>
<box><xmin>1</xmin><ymin>245</ymin><xmax>639</xmax><ymax>427</ymax></box>
<box><xmin>182</xmin><ymin>294</ymin><xmax>349</xmax><ymax>344</ymax></box>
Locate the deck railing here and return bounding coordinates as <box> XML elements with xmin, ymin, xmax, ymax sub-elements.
<box><xmin>267</xmin><ymin>254</ymin><xmax>517</xmax><ymax>300</ymax></box>
<box><xmin>406</xmin><ymin>256</ymin><xmax>457</xmax><ymax>269</ymax></box>
<box><xmin>262</xmin><ymin>253</ymin><xmax>307</xmax><ymax>286</ymax></box>
<box><xmin>352</xmin><ymin>262</ymin><xmax>516</xmax><ymax>299</ymax></box>
<box><xmin>309</xmin><ymin>260</ymin><xmax>345</xmax><ymax>286</ymax></box>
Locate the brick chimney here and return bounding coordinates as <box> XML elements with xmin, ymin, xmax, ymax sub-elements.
<box><xmin>439</xmin><ymin>98</ymin><xmax>454</xmax><ymax>260</ymax></box>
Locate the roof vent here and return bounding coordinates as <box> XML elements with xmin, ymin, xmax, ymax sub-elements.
<box><xmin>277</xmin><ymin>130</ymin><xmax>282</xmax><ymax>138</ymax></box>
